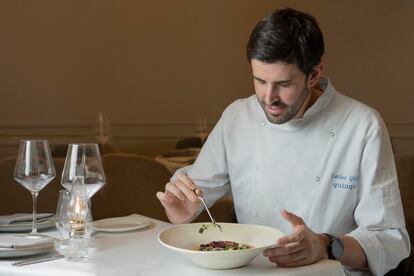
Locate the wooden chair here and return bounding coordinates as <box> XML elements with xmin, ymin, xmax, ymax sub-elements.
<box><xmin>387</xmin><ymin>154</ymin><xmax>414</xmax><ymax>276</ymax></box>
<box><xmin>92</xmin><ymin>153</ymin><xmax>172</xmax><ymax>221</ymax></box>
<box><xmin>175</xmin><ymin>137</ymin><xmax>203</xmax><ymax>149</ymax></box>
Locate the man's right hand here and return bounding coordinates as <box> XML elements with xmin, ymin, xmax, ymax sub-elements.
<box><xmin>156</xmin><ymin>173</ymin><xmax>202</xmax><ymax>224</ymax></box>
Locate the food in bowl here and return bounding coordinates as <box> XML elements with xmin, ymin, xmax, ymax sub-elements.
<box><xmin>158</xmin><ymin>222</ymin><xmax>284</xmax><ymax>269</ymax></box>
<box><xmin>199</xmin><ymin>240</ymin><xmax>253</xmax><ymax>251</ymax></box>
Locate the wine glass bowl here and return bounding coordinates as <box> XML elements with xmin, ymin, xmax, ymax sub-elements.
<box><xmin>14</xmin><ymin>173</ymin><xmax>55</xmax><ymax>193</ymax></box>
<box><xmin>13</xmin><ymin>140</ymin><xmax>56</xmax><ymax>236</ymax></box>
<box><xmin>61</xmin><ymin>143</ymin><xmax>106</xmax><ymax>199</ymax></box>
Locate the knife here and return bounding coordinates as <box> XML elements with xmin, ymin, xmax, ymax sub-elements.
<box><xmin>12</xmin><ymin>253</ymin><xmax>63</xmax><ymax>267</ymax></box>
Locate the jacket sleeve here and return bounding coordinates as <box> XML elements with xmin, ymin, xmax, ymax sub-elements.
<box><xmin>171</xmin><ymin>104</ymin><xmax>237</xmax><ymax>210</ymax></box>
<box><xmin>346</xmin><ymin>113</ymin><xmax>410</xmax><ymax>275</ymax></box>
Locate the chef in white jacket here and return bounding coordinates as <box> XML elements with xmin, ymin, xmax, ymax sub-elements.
<box><xmin>156</xmin><ymin>7</ymin><xmax>410</xmax><ymax>276</ymax></box>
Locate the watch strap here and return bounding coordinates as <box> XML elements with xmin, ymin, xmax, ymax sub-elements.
<box><xmin>324</xmin><ymin>233</ymin><xmax>337</xmax><ymax>260</ymax></box>
<box><xmin>324</xmin><ymin>233</ymin><xmax>343</xmax><ymax>261</ymax></box>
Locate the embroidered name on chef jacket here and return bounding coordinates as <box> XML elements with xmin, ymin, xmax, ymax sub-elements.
<box><xmin>331</xmin><ymin>173</ymin><xmax>358</xmax><ymax>190</ymax></box>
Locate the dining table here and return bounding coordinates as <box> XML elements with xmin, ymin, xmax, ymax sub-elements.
<box><xmin>0</xmin><ymin>216</ymin><xmax>346</xmax><ymax>276</ymax></box>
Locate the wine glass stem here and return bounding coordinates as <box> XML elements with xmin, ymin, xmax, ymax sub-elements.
<box><xmin>31</xmin><ymin>192</ymin><xmax>39</xmax><ymax>234</ymax></box>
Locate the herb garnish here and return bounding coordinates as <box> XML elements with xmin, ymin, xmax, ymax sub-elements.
<box><xmin>198</xmin><ymin>222</ymin><xmax>223</xmax><ymax>234</ymax></box>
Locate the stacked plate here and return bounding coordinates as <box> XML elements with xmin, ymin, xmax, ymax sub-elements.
<box><xmin>0</xmin><ymin>213</ymin><xmax>55</xmax><ymax>233</ymax></box>
<box><xmin>0</xmin><ymin>213</ymin><xmax>56</xmax><ymax>258</ymax></box>
<box><xmin>0</xmin><ymin>236</ymin><xmax>55</xmax><ymax>258</ymax></box>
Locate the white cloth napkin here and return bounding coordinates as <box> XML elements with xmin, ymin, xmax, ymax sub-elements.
<box><xmin>0</xmin><ymin>235</ymin><xmax>53</xmax><ymax>249</ymax></box>
<box><xmin>0</xmin><ymin>213</ymin><xmax>54</xmax><ymax>225</ymax></box>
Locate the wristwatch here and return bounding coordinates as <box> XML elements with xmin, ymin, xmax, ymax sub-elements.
<box><xmin>324</xmin><ymin>233</ymin><xmax>344</xmax><ymax>260</ymax></box>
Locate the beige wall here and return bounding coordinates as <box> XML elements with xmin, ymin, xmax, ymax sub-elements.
<box><xmin>0</xmin><ymin>0</ymin><xmax>413</xmax><ymax>157</ymax></box>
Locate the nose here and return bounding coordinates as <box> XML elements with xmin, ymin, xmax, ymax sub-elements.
<box><xmin>264</xmin><ymin>84</ymin><xmax>279</xmax><ymax>105</ymax></box>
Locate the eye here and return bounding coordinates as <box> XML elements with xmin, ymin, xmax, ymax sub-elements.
<box><xmin>279</xmin><ymin>83</ymin><xmax>291</xmax><ymax>88</ymax></box>
<box><xmin>255</xmin><ymin>79</ymin><xmax>266</xmax><ymax>85</ymax></box>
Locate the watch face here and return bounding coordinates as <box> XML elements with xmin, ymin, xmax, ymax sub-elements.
<box><xmin>331</xmin><ymin>238</ymin><xmax>344</xmax><ymax>259</ymax></box>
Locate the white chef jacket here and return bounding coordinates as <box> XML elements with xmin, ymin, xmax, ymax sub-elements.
<box><xmin>173</xmin><ymin>76</ymin><xmax>410</xmax><ymax>275</ymax></box>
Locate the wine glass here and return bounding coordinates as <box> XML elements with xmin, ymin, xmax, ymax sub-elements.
<box><xmin>13</xmin><ymin>140</ymin><xmax>56</xmax><ymax>237</ymax></box>
<box><xmin>61</xmin><ymin>143</ymin><xmax>106</xmax><ymax>199</ymax></box>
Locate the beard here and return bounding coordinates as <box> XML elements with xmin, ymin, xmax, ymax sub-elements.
<box><xmin>257</xmin><ymin>86</ymin><xmax>310</xmax><ymax>124</ymax></box>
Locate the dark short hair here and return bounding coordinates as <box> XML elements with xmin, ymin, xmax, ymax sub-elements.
<box><xmin>246</xmin><ymin>7</ymin><xmax>325</xmax><ymax>75</ymax></box>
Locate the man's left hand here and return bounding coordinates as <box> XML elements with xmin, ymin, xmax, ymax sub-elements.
<box><xmin>263</xmin><ymin>209</ymin><xmax>328</xmax><ymax>267</ymax></box>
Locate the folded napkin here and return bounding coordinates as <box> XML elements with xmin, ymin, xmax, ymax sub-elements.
<box><xmin>0</xmin><ymin>235</ymin><xmax>53</xmax><ymax>250</ymax></box>
<box><xmin>0</xmin><ymin>213</ymin><xmax>54</xmax><ymax>225</ymax></box>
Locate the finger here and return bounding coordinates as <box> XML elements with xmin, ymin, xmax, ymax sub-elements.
<box><xmin>194</xmin><ymin>188</ymin><xmax>203</xmax><ymax>197</ymax></box>
<box><xmin>277</xmin><ymin>232</ymin><xmax>304</xmax><ymax>245</ymax></box>
<box><xmin>280</xmin><ymin>209</ymin><xmax>304</xmax><ymax>227</ymax></box>
<box><xmin>156</xmin><ymin>191</ymin><xmax>166</xmax><ymax>202</ymax></box>
<box><xmin>175</xmin><ymin>181</ymin><xmax>198</xmax><ymax>201</ymax></box>
<box><xmin>156</xmin><ymin>191</ymin><xmax>178</xmax><ymax>207</ymax></box>
<box><xmin>269</xmin><ymin>249</ymin><xmax>307</xmax><ymax>264</ymax></box>
<box><xmin>263</xmin><ymin>241</ymin><xmax>303</xmax><ymax>257</ymax></box>
<box><xmin>165</xmin><ymin>182</ymin><xmax>187</xmax><ymax>201</ymax></box>
<box><xmin>176</xmin><ymin>173</ymin><xmax>196</xmax><ymax>190</ymax></box>
<box><xmin>275</xmin><ymin>255</ymin><xmax>310</xmax><ymax>267</ymax></box>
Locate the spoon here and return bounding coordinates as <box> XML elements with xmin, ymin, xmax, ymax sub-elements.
<box><xmin>197</xmin><ymin>193</ymin><xmax>215</xmax><ymax>224</ymax></box>
<box><xmin>179</xmin><ymin>168</ymin><xmax>222</xmax><ymax>232</ymax></box>
<box><xmin>195</xmin><ymin>190</ymin><xmax>222</xmax><ymax>233</ymax></box>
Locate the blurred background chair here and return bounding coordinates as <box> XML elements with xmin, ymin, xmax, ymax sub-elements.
<box><xmin>391</xmin><ymin>154</ymin><xmax>414</xmax><ymax>275</ymax></box>
<box><xmin>92</xmin><ymin>153</ymin><xmax>172</xmax><ymax>221</ymax></box>
<box><xmin>0</xmin><ymin>156</ymin><xmax>65</xmax><ymax>215</ymax></box>
<box><xmin>175</xmin><ymin>137</ymin><xmax>202</xmax><ymax>149</ymax></box>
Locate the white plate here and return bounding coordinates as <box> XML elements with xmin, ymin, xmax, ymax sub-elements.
<box><xmin>0</xmin><ymin>219</ymin><xmax>55</xmax><ymax>233</ymax></box>
<box><xmin>0</xmin><ymin>242</ymin><xmax>54</xmax><ymax>258</ymax></box>
<box><xmin>93</xmin><ymin>215</ymin><xmax>152</xmax><ymax>232</ymax></box>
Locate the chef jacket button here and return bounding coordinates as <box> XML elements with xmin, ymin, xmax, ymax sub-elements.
<box><xmin>261</xmin><ymin>121</ymin><xmax>266</xmax><ymax>126</ymax></box>
<box><xmin>329</xmin><ymin>131</ymin><xmax>335</xmax><ymax>137</ymax></box>
<box><xmin>315</xmin><ymin>176</ymin><xmax>320</xmax><ymax>182</ymax></box>
<box><xmin>255</xmin><ymin>212</ymin><xmax>260</xmax><ymax>218</ymax></box>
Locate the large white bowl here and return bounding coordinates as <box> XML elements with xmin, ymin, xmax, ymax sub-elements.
<box><xmin>158</xmin><ymin>222</ymin><xmax>284</xmax><ymax>270</ymax></box>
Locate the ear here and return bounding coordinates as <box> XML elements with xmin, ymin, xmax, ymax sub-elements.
<box><xmin>307</xmin><ymin>62</ymin><xmax>324</xmax><ymax>88</ymax></box>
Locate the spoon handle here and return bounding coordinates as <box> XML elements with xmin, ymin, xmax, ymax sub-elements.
<box><xmin>197</xmin><ymin>196</ymin><xmax>216</xmax><ymax>224</ymax></box>
<box><xmin>180</xmin><ymin>167</ymin><xmax>216</xmax><ymax>224</ymax></box>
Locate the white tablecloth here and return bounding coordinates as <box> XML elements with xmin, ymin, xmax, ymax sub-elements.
<box><xmin>0</xmin><ymin>217</ymin><xmax>346</xmax><ymax>276</ymax></box>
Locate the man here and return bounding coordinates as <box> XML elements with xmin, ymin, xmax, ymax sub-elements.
<box><xmin>156</xmin><ymin>7</ymin><xmax>410</xmax><ymax>275</ymax></box>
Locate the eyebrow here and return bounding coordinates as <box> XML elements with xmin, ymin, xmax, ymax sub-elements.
<box><xmin>253</xmin><ymin>76</ymin><xmax>292</xmax><ymax>85</ymax></box>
